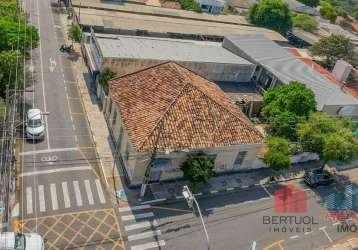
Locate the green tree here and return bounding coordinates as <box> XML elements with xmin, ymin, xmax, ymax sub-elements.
<box><xmin>297</xmin><ymin>0</ymin><xmax>319</xmax><ymax>7</ymax></box>
<box><xmin>0</xmin><ymin>50</ymin><xmax>22</xmax><ymax>97</ymax></box>
<box><xmin>262</xmin><ymin>82</ymin><xmax>316</xmax><ymax>140</ymax></box>
<box><xmin>0</xmin><ymin>2</ymin><xmax>24</xmax><ymax>22</ymax></box>
<box><xmin>180</xmin><ymin>154</ymin><xmax>215</xmax><ymax>186</ymax></box>
<box><xmin>269</xmin><ymin>111</ymin><xmax>301</xmax><ymax>140</ymax></box>
<box><xmin>68</xmin><ymin>24</ymin><xmax>82</xmax><ymax>43</ymax></box>
<box><xmin>319</xmin><ymin>1</ymin><xmax>337</xmax><ymax>22</ymax></box>
<box><xmin>309</xmin><ymin>34</ymin><xmax>357</xmax><ymax>68</ymax></box>
<box><xmin>292</xmin><ymin>13</ymin><xmax>318</xmax><ymax>33</ymax></box>
<box><xmin>248</xmin><ymin>0</ymin><xmax>292</xmax><ymax>34</ymax></box>
<box><xmin>0</xmin><ymin>18</ymin><xmax>39</xmax><ymax>53</ymax></box>
<box><xmin>264</xmin><ymin>137</ymin><xmax>291</xmax><ymax>170</ymax></box>
<box><xmin>297</xmin><ymin>112</ymin><xmax>358</xmax><ymax>165</ymax></box>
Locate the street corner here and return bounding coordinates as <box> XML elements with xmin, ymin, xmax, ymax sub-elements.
<box><xmin>19</xmin><ymin>208</ymin><xmax>125</xmax><ymax>250</ymax></box>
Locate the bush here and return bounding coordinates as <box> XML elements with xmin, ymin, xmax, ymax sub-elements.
<box><xmin>98</xmin><ymin>68</ymin><xmax>116</xmax><ymax>87</ymax></box>
<box><xmin>180</xmin><ymin>154</ymin><xmax>215</xmax><ymax>186</ymax></box>
<box><xmin>68</xmin><ymin>24</ymin><xmax>82</xmax><ymax>43</ymax></box>
<box><xmin>292</xmin><ymin>13</ymin><xmax>318</xmax><ymax>33</ymax></box>
<box><xmin>179</xmin><ymin>0</ymin><xmax>202</xmax><ymax>12</ymax></box>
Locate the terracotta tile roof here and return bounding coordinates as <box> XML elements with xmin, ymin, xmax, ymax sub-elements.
<box><xmin>109</xmin><ymin>62</ymin><xmax>264</xmax><ymax>152</ymax></box>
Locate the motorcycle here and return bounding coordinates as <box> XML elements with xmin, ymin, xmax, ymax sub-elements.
<box><xmin>59</xmin><ymin>44</ymin><xmax>74</xmax><ymax>53</ymax></box>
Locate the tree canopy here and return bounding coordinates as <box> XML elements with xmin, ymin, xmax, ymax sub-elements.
<box><xmin>0</xmin><ymin>2</ymin><xmax>39</xmax><ymax>99</ymax></box>
<box><xmin>319</xmin><ymin>1</ymin><xmax>337</xmax><ymax>22</ymax></box>
<box><xmin>297</xmin><ymin>112</ymin><xmax>358</xmax><ymax>163</ymax></box>
<box><xmin>292</xmin><ymin>13</ymin><xmax>318</xmax><ymax>33</ymax></box>
<box><xmin>264</xmin><ymin>137</ymin><xmax>291</xmax><ymax>171</ymax></box>
<box><xmin>248</xmin><ymin>0</ymin><xmax>292</xmax><ymax>34</ymax></box>
<box><xmin>309</xmin><ymin>34</ymin><xmax>357</xmax><ymax>68</ymax></box>
<box><xmin>261</xmin><ymin>82</ymin><xmax>316</xmax><ymax>140</ymax></box>
<box><xmin>297</xmin><ymin>0</ymin><xmax>319</xmax><ymax>7</ymax></box>
<box><xmin>180</xmin><ymin>154</ymin><xmax>215</xmax><ymax>186</ymax></box>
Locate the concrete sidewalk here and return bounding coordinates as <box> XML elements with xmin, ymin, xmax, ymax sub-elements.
<box><xmin>59</xmin><ymin>14</ymin><xmax>135</xmax><ymax>206</ymax></box>
<box><xmin>143</xmin><ymin>161</ymin><xmax>320</xmax><ymax>204</ymax></box>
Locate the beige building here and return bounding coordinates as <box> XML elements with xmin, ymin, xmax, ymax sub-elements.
<box><xmin>103</xmin><ymin>62</ymin><xmax>264</xmax><ymax>186</ymax></box>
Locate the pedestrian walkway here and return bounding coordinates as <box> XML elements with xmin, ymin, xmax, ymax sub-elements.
<box><xmin>23</xmin><ymin>178</ymin><xmax>107</xmax><ymax>215</ymax></box>
<box><xmin>118</xmin><ymin>204</ymin><xmax>165</xmax><ymax>250</ymax></box>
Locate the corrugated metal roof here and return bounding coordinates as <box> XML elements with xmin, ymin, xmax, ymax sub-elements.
<box><xmin>223</xmin><ymin>34</ymin><xmax>358</xmax><ymax>110</ymax></box>
<box><xmin>96</xmin><ymin>35</ymin><xmax>252</xmax><ymax>65</ymax></box>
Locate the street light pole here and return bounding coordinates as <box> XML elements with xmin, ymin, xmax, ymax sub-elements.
<box><xmin>183</xmin><ymin>185</ymin><xmax>210</xmax><ymax>250</ymax></box>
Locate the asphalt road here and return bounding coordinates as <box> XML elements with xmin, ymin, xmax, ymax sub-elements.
<box><xmin>15</xmin><ymin>0</ymin><xmax>123</xmax><ymax>248</ymax></box>
<box><xmin>142</xmin><ymin>179</ymin><xmax>357</xmax><ymax>250</ymax></box>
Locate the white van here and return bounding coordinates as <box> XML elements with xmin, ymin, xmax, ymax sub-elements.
<box><xmin>0</xmin><ymin>232</ymin><xmax>44</xmax><ymax>250</ymax></box>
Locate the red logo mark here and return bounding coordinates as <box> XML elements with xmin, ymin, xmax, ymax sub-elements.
<box><xmin>274</xmin><ymin>185</ymin><xmax>307</xmax><ymax>213</ymax></box>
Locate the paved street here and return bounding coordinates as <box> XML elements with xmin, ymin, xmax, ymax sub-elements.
<box><xmin>144</xmin><ymin>179</ymin><xmax>357</xmax><ymax>250</ymax></box>
<box><xmin>14</xmin><ymin>0</ymin><xmax>124</xmax><ymax>248</ymax></box>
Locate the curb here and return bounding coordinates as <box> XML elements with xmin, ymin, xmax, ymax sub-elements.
<box><xmin>140</xmin><ymin>175</ymin><xmax>305</xmax><ymax>205</ymax></box>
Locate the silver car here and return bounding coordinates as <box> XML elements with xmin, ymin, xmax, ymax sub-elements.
<box><xmin>26</xmin><ymin>108</ymin><xmax>45</xmax><ymax>140</ymax></box>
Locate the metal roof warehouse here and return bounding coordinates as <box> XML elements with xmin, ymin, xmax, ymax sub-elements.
<box><xmin>222</xmin><ymin>34</ymin><xmax>358</xmax><ymax>116</ymax></box>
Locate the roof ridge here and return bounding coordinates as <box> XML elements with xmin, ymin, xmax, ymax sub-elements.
<box><xmin>174</xmin><ymin>65</ymin><xmax>261</xmax><ymax>135</ymax></box>
<box><xmin>137</xmin><ymin>63</ymin><xmax>193</xmax><ymax>151</ymax></box>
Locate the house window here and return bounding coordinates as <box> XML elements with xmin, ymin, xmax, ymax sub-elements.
<box><xmin>234</xmin><ymin>151</ymin><xmax>247</xmax><ymax>166</ymax></box>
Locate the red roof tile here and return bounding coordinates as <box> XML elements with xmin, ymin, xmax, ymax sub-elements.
<box><xmin>109</xmin><ymin>62</ymin><xmax>264</xmax><ymax>152</ymax></box>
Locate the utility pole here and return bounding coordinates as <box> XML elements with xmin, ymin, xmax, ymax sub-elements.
<box><xmin>182</xmin><ymin>185</ymin><xmax>210</xmax><ymax>250</ymax></box>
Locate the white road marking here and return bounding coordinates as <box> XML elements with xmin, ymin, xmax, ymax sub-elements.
<box><xmin>20</xmin><ymin>147</ymin><xmax>78</xmax><ymax>156</ymax></box>
<box><xmin>131</xmin><ymin>240</ymin><xmax>166</xmax><ymax>250</ymax></box>
<box><xmin>332</xmin><ymin>222</ymin><xmax>340</xmax><ymax>226</ymax></box>
<box><xmin>84</xmin><ymin>180</ymin><xmax>94</xmax><ymax>205</ymax></box>
<box><xmin>38</xmin><ymin>185</ymin><xmax>46</xmax><ymax>212</ymax></box>
<box><xmin>290</xmin><ymin>235</ymin><xmax>299</xmax><ymax>239</ymax></box>
<box><xmin>121</xmin><ymin>212</ymin><xmax>154</xmax><ymax>221</ymax></box>
<box><xmin>62</xmin><ymin>182</ymin><xmax>71</xmax><ymax>208</ymax></box>
<box><xmin>73</xmin><ymin>181</ymin><xmax>83</xmax><ymax>207</ymax></box>
<box><xmin>36</xmin><ymin>0</ymin><xmax>50</xmax><ymax>149</ymax></box>
<box><xmin>319</xmin><ymin>226</ymin><xmax>333</xmax><ymax>243</ymax></box>
<box><xmin>304</xmin><ymin>230</ymin><xmax>313</xmax><ymax>235</ymax></box>
<box><xmin>95</xmin><ymin>179</ymin><xmax>106</xmax><ymax>204</ymax></box>
<box><xmin>128</xmin><ymin>230</ymin><xmax>162</xmax><ymax>241</ymax></box>
<box><xmin>50</xmin><ymin>184</ymin><xmax>58</xmax><ymax>210</ymax></box>
<box><xmin>262</xmin><ymin>186</ymin><xmax>273</xmax><ymax>197</ymax></box>
<box><xmin>125</xmin><ymin>220</ymin><xmax>158</xmax><ymax>232</ymax></box>
<box><xmin>26</xmin><ymin>187</ymin><xmax>33</xmax><ymax>214</ymax></box>
<box><xmin>20</xmin><ymin>166</ymin><xmax>92</xmax><ymax>177</ymax></box>
<box><xmin>118</xmin><ymin>205</ymin><xmax>151</xmax><ymax>213</ymax></box>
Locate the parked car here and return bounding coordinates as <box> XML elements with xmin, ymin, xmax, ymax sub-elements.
<box><xmin>26</xmin><ymin>108</ymin><xmax>45</xmax><ymax>140</ymax></box>
<box><xmin>0</xmin><ymin>232</ymin><xmax>44</xmax><ymax>250</ymax></box>
<box><xmin>304</xmin><ymin>168</ymin><xmax>334</xmax><ymax>188</ymax></box>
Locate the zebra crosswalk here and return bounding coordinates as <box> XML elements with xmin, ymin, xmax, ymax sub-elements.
<box><xmin>23</xmin><ymin>179</ymin><xmax>107</xmax><ymax>215</ymax></box>
<box><xmin>119</xmin><ymin>205</ymin><xmax>166</xmax><ymax>250</ymax></box>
